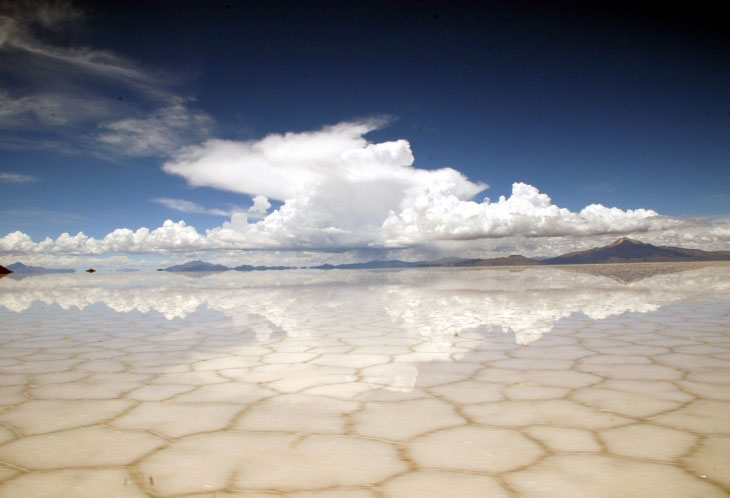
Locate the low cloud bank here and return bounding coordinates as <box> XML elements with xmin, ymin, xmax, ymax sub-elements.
<box><xmin>381</xmin><ymin>182</ymin><xmax>672</xmax><ymax>245</ymax></box>
<box><xmin>1</xmin><ymin>120</ymin><xmax>688</xmax><ymax>256</ymax></box>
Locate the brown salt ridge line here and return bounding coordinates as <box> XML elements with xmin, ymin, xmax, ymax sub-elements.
<box><xmin>400</xmin><ymin>454</ymin><xmax>725</xmax><ymax>493</ymax></box>
<box><xmin>0</xmin><ymin>466</ymin><xmax>156</xmax><ymax>498</ymax></box>
<box><xmin>0</xmin><ymin>418</ymin><xmax>20</xmax><ymax>444</ymax></box>
<box><xmin>0</xmin><ymin>460</ymin><xmax>28</xmax><ymax>478</ymax></box>
<box><xmin>171</xmin><ymin>487</ymin><xmax>376</xmax><ymax>497</ymax></box>
<box><xmin>682</xmin><ymin>437</ymin><xmax>730</xmax><ymax>493</ymax></box>
<box><xmin>135</xmin><ymin>432</ymin><xmax>403</xmax><ymax>496</ymax></box>
<box><xmin>0</xmin><ymin>400</ymin><xmax>143</xmax><ymax>439</ymax></box>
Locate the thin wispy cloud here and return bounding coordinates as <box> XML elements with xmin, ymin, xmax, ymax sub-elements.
<box><xmin>152</xmin><ymin>196</ymin><xmax>268</xmax><ymax>219</ymax></box>
<box><xmin>0</xmin><ymin>1</ymin><xmax>163</xmax><ymax>96</ymax></box>
<box><xmin>0</xmin><ymin>0</ymin><xmax>213</xmax><ymax>157</ymax></box>
<box><xmin>98</xmin><ymin>99</ymin><xmax>214</xmax><ymax>157</ymax></box>
<box><xmin>0</xmin><ymin>172</ymin><xmax>37</xmax><ymax>183</ymax></box>
<box><xmin>152</xmin><ymin>198</ymin><xmax>232</xmax><ymax>217</ymax></box>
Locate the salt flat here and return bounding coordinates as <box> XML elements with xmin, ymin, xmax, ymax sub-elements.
<box><xmin>0</xmin><ymin>264</ymin><xmax>728</xmax><ymax>497</ymax></box>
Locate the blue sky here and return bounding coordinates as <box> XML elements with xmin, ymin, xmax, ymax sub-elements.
<box><xmin>0</xmin><ymin>1</ymin><xmax>728</xmax><ymax>267</ymax></box>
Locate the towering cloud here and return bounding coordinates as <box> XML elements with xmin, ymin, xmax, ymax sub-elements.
<box><xmin>163</xmin><ymin>118</ymin><xmax>482</xmax><ymax>201</ymax></box>
<box><xmin>0</xmin><ymin>120</ymin><xmax>682</xmax><ymax>255</ymax></box>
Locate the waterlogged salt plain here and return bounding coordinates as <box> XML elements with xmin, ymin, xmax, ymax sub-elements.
<box><xmin>0</xmin><ymin>263</ymin><xmax>729</xmax><ymax>498</ymax></box>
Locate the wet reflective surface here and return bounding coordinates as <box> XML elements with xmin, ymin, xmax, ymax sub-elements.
<box><xmin>0</xmin><ymin>263</ymin><xmax>729</xmax><ymax>497</ymax></box>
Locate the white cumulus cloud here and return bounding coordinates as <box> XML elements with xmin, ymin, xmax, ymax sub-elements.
<box><xmin>381</xmin><ymin>181</ymin><xmax>675</xmax><ymax>246</ymax></box>
<box><xmin>249</xmin><ymin>195</ymin><xmax>271</xmax><ymax>214</ymax></box>
<box><xmin>162</xmin><ymin>117</ymin><xmax>474</xmax><ymax>201</ymax></box>
<box><xmin>0</xmin><ymin>220</ymin><xmax>207</xmax><ymax>255</ymax></box>
<box><xmin>0</xmin><ymin>120</ymin><xmax>697</xmax><ymax>256</ymax></box>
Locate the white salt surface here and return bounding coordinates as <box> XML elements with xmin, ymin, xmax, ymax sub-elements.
<box><xmin>0</xmin><ymin>264</ymin><xmax>728</xmax><ymax>497</ymax></box>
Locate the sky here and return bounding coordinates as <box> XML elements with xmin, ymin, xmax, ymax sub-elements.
<box><xmin>0</xmin><ymin>0</ymin><xmax>728</xmax><ymax>269</ymax></box>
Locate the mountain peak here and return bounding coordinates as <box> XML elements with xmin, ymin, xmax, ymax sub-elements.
<box><xmin>608</xmin><ymin>237</ymin><xmax>644</xmax><ymax>248</ymax></box>
<box><xmin>6</xmin><ymin>262</ymin><xmax>74</xmax><ymax>273</ymax></box>
<box><xmin>164</xmin><ymin>260</ymin><xmax>230</xmax><ymax>272</ymax></box>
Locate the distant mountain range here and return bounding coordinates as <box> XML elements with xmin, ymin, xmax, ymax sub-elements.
<box><xmin>312</xmin><ymin>260</ymin><xmax>420</xmax><ymax>270</ymax></box>
<box><xmin>3</xmin><ymin>262</ymin><xmax>75</xmax><ymax>274</ymax></box>
<box><xmin>454</xmin><ymin>238</ymin><xmax>730</xmax><ymax>267</ymax></box>
<box><xmin>163</xmin><ymin>261</ymin><xmax>231</xmax><ymax>272</ymax></box>
<box><xmin>161</xmin><ymin>238</ymin><xmax>730</xmax><ymax>272</ymax></box>
<box><xmin>539</xmin><ymin>237</ymin><xmax>730</xmax><ymax>265</ymax></box>
<box><xmin>164</xmin><ymin>257</ymin><xmax>477</xmax><ymax>272</ymax></box>
<box><xmin>4</xmin><ymin>239</ymin><xmax>728</xmax><ymax>276</ymax></box>
<box><xmin>234</xmin><ymin>264</ymin><xmax>292</xmax><ymax>271</ymax></box>
<box><xmin>448</xmin><ymin>255</ymin><xmax>542</xmax><ymax>267</ymax></box>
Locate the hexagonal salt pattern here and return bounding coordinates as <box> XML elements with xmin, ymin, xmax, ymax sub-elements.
<box><xmin>0</xmin><ymin>263</ymin><xmax>728</xmax><ymax>497</ymax></box>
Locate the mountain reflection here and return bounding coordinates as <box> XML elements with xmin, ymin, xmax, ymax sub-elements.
<box><xmin>1</xmin><ymin>265</ymin><xmax>728</xmax><ymax>347</ymax></box>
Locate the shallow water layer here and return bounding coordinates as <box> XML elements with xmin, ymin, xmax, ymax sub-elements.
<box><xmin>0</xmin><ymin>263</ymin><xmax>729</xmax><ymax>497</ymax></box>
